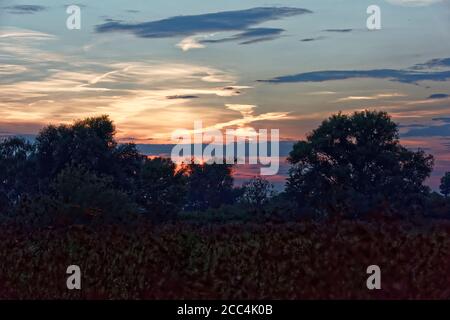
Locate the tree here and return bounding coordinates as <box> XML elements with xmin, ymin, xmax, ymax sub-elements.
<box><xmin>0</xmin><ymin>137</ymin><xmax>36</xmax><ymax>209</ymax></box>
<box><xmin>286</xmin><ymin>110</ymin><xmax>434</xmax><ymax>214</ymax></box>
<box><xmin>185</xmin><ymin>161</ymin><xmax>234</xmax><ymax>211</ymax></box>
<box><xmin>440</xmin><ymin>172</ymin><xmax>450</xmax><ymax>198</ymax></box>
<box><xmin>50</xmin><ymin>165</ymin><xmax>136</xmax><ymax>224</ymax></box>
<box><xmin>137</xmin><ymin>157</ymin><xmax>187</xmax><ymax>218</ymax></box>
<box><xmin>34</xmin><ymin>115</ymin><xmax>143</xmax><ymax>191</ymax></box>
<box><xmin>240</xmin><ymin>177</ymin><xmax>275</xmax><ymax>207</ymax></box>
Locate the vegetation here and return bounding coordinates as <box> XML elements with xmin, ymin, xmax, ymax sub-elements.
<box><xmin>2</xmin><ymin>219</ymin><xmax>450</xmax><ymax>299</ymax></box>
<box><xmin>1</xmin><ymin>110</ymin><xmax>449</xmax><ymax>299</ymax></box>
<box><xmin>287</xmin><ymin>111</ymin><xmax>434</xmax><ymax>217</ymax></box>
<box><xmin>441</xmin><ymin>172</ymin><xmax>450</xmax><ymax>198</ymax></box>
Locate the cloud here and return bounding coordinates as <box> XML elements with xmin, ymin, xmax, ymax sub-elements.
<box><xmin>432</xmin><ymin>117</ymin><xmax>450</xmax><ymax>123</ymax></box>
<box><xmin>174</xmin><ymin>103</ymin><xmax>292</xmax><ymax>139</ymax></box>
<box><xmin>385</xmin><ymin>0</ymin><xmax>445</xmax><ymax>6</ymax></box>
<box><xmin>398</xmin><ymin>123</ymin><xmax>428</xmax><ymax>128</ymax></box>
<box><xmin>323</xmin><ymin>29</ymin><xmax>353</xmax><ymax>33</ymax></box>
<box><xmin>166</xmin><ymin>95</ymin><xmax>199</xmax><ymax>100</ymax></box>
<box><xmin>336</xmin><ymin>93</ymin><xmax>406</xmax><ymax>102</ymax></box>
<box><xmin>63</xmin><ymin>3</ymin><xmax>87</xmax><ymax>9</ymax></box>
<box><xmin>2</xmin><ymin>5</ymin><xmax>47</xmax><ymax>14</ymax></box>
<box><xmin>427</xmin><ymin>93</ymin><xmax>449</xmax><ymax>99</ymax></box>
<box><xmin>0</xmin><ymin>27</ymin><xmax>56</xmax><ymax>40</ymax></box>
<box><xmin>401</xmin><ymin>116</ymin><xmax>450</xmax><ymax>137</ymax></box>
<box><xmin>412</xmin><ymin>57</ymin><xmax>450</xmax><ymax>70</ymax></box>
<box><xmin>300</xmin><ymin>36</ymin><xmax>326</xmax><ymax>42</ymax></box>
<box><xmin>95</xmin><ymin>7</ymin><xmax>311</xmax><ymax>42</ymax></box>
<box><xmin>0</xmin><ymin>64</ymin><xmax>28</xmax><ymax>75</ymax></box>
<box><xmin>176</xmin><ymin>35</ymin><xmax>206</xmax><ymax>51</ymax></box>
<box><xmin>200</xmin><ymin>28</ymin><xmax>285</xmax><ymax>45</ymax></box>
<box><xmin>226</xmin><ymin>104</ymin><xmax>256</xmax><ymax>118</ymax></box>
<box><xmin>403</xmin><ymin>124</ymin><xmax>450</xmax><ymax>137</ymax></box>
<box><xmin>0</xmin><ymin>30</ymin><xmax>258</xmax><ymax>143</ymax></box>
<box><xmin>259</xmin><ymin>57</ymin><xmax>450</xmax><ymax>84</ymax></box>
<box><xmin>307</xmin><ymin>91</ymin><xmax>336</xmax><ymax>95</ymax></box>
<box><xmin>0</xmin><ymin>27</ymin><xmax>62</xmax><ymax>72</ymax></box>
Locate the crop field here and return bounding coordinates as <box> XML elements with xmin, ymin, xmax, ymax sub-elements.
<box><xmin>1</xmin><ymin>218</ymin><xmax>450</xmax><ymax>300</ymax></box>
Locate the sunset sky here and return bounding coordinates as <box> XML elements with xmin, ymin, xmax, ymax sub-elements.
<box><xmin>1</xmin><ymin>0</ymin><xmax>450</xmax><ymax>188</ymax></box>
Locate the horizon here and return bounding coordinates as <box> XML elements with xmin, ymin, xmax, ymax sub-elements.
<box><xmin>1</xmin><ymin>0</ymin><xmax>450</xmax><ymax>189</ymax></box>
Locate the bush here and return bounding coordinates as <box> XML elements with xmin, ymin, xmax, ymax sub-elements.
<box><xmin>239</xmin><ymin>177</ymin><xmax>275</xmax><ymax>209</ymax></box>
<box><xmin>136</xmin><ymin>157</ymin><xmax>187</xmax><ymax>219</ymax></box>
<box><xmin>49</xmin><ymin>165</ymin><xmax>137</xmax><ymax>225</ymax></box>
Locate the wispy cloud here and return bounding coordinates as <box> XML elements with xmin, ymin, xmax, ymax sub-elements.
<box><xmin>0</xmin><ymin>29</ymin><xmax>260</xmax><ymax>143</ymax></box>
<box><xmin>0</xmin><ymin>27</ymin><xmax>56</xmax><ymax>40</ymax></box>
<box><xmin>173</xmin><ymin>103</ymin><xmax>292</xmax><ymax>140</ymax></box>
<box><xmin>385</xmin><ymin>0</ymin><xmax>446</xmax><ymax>6</ymax></box>
<box><xmin>166</xmin><ymin>95</ymin><xmax>199</xmax><ymax>100</ymax></box>
<box><xmin>200</xmin><ymin>28</ymin><xmax>285</xmax><ymax>45</ymax></box>
<box><xmin>336</xmin><ymin>93</ymin><xmax>406</xmax><ymax>102</ymax></box>
<box><xmin>427</xmin><ymin>93</ymin><xmax>449</xmax><ymax>99</ymax></box>
<box><xmin>0</xmin><ymin>64</ymin><xmax>28</xmax><ymax>75</ymax></box>
<box><xmin>403</xmin><ymin>124</ymin><xmax>450</xmax><ymax>137</ymax></box>
<box><xmin>96</xmin><ymin>7</ymin><xmax>311</xmax><ymax>50</ymax></box>
<box><xmin>2</xmin><ymin>4</ymin><xmax>47</xmax><ymax>14</ymax></box>
<box><xmin>96</xmin><ymin>7</ymin><xmax>311</xmax><ymax>37</ymax></box>
<box><xmin>176</xmin><ymin>35</ymin><xmax>207</xmax><ymax>51</ymax></box>
<box><xmin>412</xmin><ymin>57</ymin><xmax>450</xmax><ymax>70</ymax></box>
<box><xmin>323</xmin><ymin>28</ymin><xmax>353</xmax><ymax>33</ymax></box>
<box><xmin>259</xmin><ymin>58</ymin><xmax>450</xmax><ymax>84</ymax></box>
<box><xmin>433</xmin><ymin>117</ymin><xmax>450</xmax><ymax>123</ymax></box>
<box><xmin>300</xmin><ymin>36</ymin><xmax>326</xmax><ymax>42</ymax></box>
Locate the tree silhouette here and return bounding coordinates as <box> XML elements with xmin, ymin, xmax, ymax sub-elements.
<box><xmin>440</xmin><ymin>172</ymin><xmax>450</xmax><ymax>198</ymax></box>
<box><xmin>286</xmin><ymin>110</ymin><xmax>434</xmax><ymax>215</ymax></box>
<box><xmin>185</xmin><ymin>161</ymin><xmax>234</xmax><ymax>211</ymax></box>
<box><xmin>34</xmin><ymin>115</ymin><xmax>142</xmax><ymax>191</ymax></box>
<box><xmin>137</xmin><ymin>157</ymin><xmax>187</xmax><ymax>218</ymax></box>
<box><xmin>0</xmin><ymin>112</ymin><xmax>445</xmax><ymax>223</ymax></box>
<box><xmin>50</xmin><ymin>165</ymin><xmax>136</xmax><ymax>224</ymax></box>
<box><xmin>0</xmin><ymin>137</ymin><xmax>36</xmax><ymax>209</ymax></box>
<box><xmin>240</xmin><ymin>177</ymin><xmax>275</xmax><ymax>208</ymax></box>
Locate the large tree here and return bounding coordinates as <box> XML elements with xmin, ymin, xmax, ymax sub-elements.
<box><xmin>286</xmin><ymin>110</ymin><xmax>434</xmax><ymax>214</ymax></box>
<box><xmin>136</xmin><ymin>157</ymin><xmax>187</xmax><ymax>218</ymax></box>
<box><xmin>440</xmin><ymin>172</ymin><xmax>450</xmax><ymax>198</ymax></box>
<box><xmin>34</xmin><ymin>115</ymin><xmax>143</xmax><ymax>191</ymax></box>
<box><xmin>185</xmin><ymin>161</ymin><xmax>234</xmax><ymax>211</ymax></box>
<box><xmin>240</xmin><ymin>177</ymin><xmax>275</xmax><ymax>208</ymax></box>
<box><xmin>0</xmin><ymin>137</ymin><xmax>36</xmax><ymax>209</ymax></box>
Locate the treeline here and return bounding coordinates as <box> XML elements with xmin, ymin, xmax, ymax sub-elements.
<box><xmin>1</xmin><ymin>111</ymin><xmax>449</xmax><ymax>226</ymax></box>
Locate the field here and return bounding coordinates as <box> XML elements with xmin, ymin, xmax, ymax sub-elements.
<box><xmin>1</xmin><ymin>218</ymin><xmax>450</xmax><ymax>299</ymax></box>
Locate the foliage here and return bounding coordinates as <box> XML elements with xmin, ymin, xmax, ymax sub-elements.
<box><xmin>239</xmin><ymin>177</ymin><xmax>275</xmax><ymax>208</ymax></box>
<box><xmin>34</xmin><ymin>115</ymin><xmax>143</xmax><ymax>191</ymax></box>
<box><xmin>48</xmin><ymin>165</ymin><xmax>137</xmax><ymax>224</ymax></box>
<box><xmin>184</xmin><ymin>161</ymin><xmax>235</xmax><ymax>211</ymax></box>
<box><xmin>2</xmin><ymin>218</ymin><xmax>450</xmax><ymax>299</ymax></box>
<box><xmin>0</xmin><ymin>137</ymin><xmax>36</xmax><ymax>210</ymax></box>
<box><xmin>0</xmin><ymin>112</ymin><xmax>445</xmax><ymax>224</ymax></box>
<box><xmin>136</xmin><ymin>157</ymin><xmax>187</xmax><ymax>218</ymax></box>
<box><xmin>286</xmin><ymin>110</ymin><xmax>434</xmax><ymax>216</ymax></box>
<box><xmin>440</xmin><ymin>172</ymin><xmax>450</xmax><ymax>198</ymax></box>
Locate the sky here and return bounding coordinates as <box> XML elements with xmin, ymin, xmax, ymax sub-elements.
<box><xmin>1</xmin><ymin>0</ymin><xmax>450</xmax><ymax>189</ymax></box>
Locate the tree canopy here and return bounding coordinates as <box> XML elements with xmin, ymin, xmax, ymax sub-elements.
<box><xmin>286</xmin><ymin>110</ymin><xmax>434</xmax><ymax>214</ymax></box>
<box><xmin>441</xmin><ymin>172</ymin><xmax>450</xmax><ymax>198</ymax></box>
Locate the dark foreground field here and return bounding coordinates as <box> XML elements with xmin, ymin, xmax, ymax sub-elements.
<box><xmin>1</xmin><ymin>218</ymin><xmax>450</xmax><ymax>299</ymax></box>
